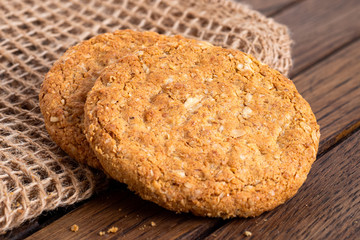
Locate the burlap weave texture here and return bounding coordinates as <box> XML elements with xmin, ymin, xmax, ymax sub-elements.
<box><xmin>0</xmin><ymin>0</ymin><xmax>292</xmax><ymax>233</ymax></box>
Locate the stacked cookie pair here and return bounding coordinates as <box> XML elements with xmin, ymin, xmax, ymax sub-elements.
<box><xmin>40</xmin><ymin>30</ymin><xmax>320</xmax><ymax>218</ymax></box>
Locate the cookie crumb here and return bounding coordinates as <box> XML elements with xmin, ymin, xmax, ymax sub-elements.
<box><xmin>118</xmin><ymin>208</ymin><xmax>122</xmax><ymax>211</ymax></box>
<box><xmin>99</xmin><ymin>231</ymin><xmax>105</xmax><ymax>236</ymax></box>
<box><xmin>151</xmin><ymin>221</ymin><xmax>156</xmax><ymax>227</ymax></box>
<box><xmin>244</xmin><ymin>231</ymin><xmax>252</xmax><ymax>237</ymax></box>
<box><xmin>70</xmin><ymin>224</ymin><xmax>79</xmax><ymax>232</ymax></box>
<box><xmin>107</xmin><ymin>226</ymin><xmax>118</xmax><ymax>233</ymax></box>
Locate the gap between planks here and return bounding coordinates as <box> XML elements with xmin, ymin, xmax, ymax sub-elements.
<box><xmin>274</xmin><ymin>0</ymin><xmax>360</xmax><ymax>77</ymax></box>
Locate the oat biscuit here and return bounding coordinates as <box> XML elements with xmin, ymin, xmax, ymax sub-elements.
<box><xmin>39</xmin><ymin>30</ymin><xmax>200</xmax><ymax>168</ymax></box>
<box><xmin>84</xmin><ymin>42</ymin><xmax>320</xmax><ymax>218</ymax></box>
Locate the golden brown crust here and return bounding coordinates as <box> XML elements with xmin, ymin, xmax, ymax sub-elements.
<box><xmin>84</xmin><ymin>40</ymin><xmax>320</xmax><ymax>218</ymax></box>
<box><xmin>39</xmin><ymin>30</ymin><xmax>198</xmax><ymax>168</ymax></box>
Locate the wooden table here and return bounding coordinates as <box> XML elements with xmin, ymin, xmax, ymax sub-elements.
<box><xmin>5</xmin><ymin>0</ymin><xmax>360</xmax><ymax>239</ymax></box>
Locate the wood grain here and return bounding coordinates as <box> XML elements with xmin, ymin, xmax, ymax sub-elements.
<box><xmin>206</xmin><ymin>129</ymin><xmax>360</xmax><ymax>240</ymax></box>
<box><xmin>274</xmin><ymin>0</ymin><xmax>360</xmax><ymax>76</ymax></box>
<box><xmin>294</xmin><ymin>40</ymin><xmax>360</xmax><ymax>154</ymax></box>
<box><xmin>26</xmin><ymin>184</ymin><xmax>221</xmax><ymax>240</ymax></box>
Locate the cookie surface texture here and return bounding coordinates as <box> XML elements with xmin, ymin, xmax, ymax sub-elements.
<box><xmin>39</xmin><ymin>30</ymin><xmax>196</xmax><ymax>168</ymax></box>
<box><xmin>84</xmin><ymin>41</ymin><xmax>320</xmax><ymax>218</ymax></box>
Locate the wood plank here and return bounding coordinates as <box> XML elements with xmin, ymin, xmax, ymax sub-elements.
<box><xmin>205</xmin><ymin>39</ymin><xmax>360</xmax><ymax>239</ymax></box>
<box><xmin>238</xmin><ymin>0</ymin><xmax>300</xmax><ymax>16</ymax></box>
<box><xmin>293</xmin><ymin>40</ymin><xmax>360</xmax><ymax>154</ymax></box>
<box><xmin>273</xmin><ymin>0</ymin><xmax>360</xmax><ymax>76</ymax></box>
<box><xmin>206</xmin><ymin>129</ymin><xmax>360</xmax><ymax>239</ymax></box>
<box><xmin>26</xmin><ymin>183</ymin><xmax>221</xmax><ymax>240</ymax></box>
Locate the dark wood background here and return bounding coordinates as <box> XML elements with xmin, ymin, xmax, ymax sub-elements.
<box><xmin>4</xmin><ymin>0</ymin><xmax>360</xmax><ymax>239</ymax></box>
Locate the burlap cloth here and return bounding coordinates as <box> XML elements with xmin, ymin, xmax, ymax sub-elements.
<box><xmin>0</xmin><ymin>0</ymin><xmax>292</xmax><ymax>233</ymax></box>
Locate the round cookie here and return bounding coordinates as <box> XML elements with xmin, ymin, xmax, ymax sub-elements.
<box><xmin>84</xmin><ymin>43</ymin><xmax>320</xmax><ymax>218</ymax></box>
<box><xmin>39</xmin><ymin>30</ymin><xmax>202</xmax><ymax>169</ymax></box>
